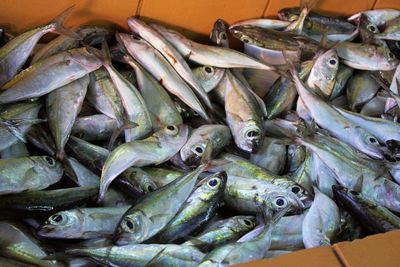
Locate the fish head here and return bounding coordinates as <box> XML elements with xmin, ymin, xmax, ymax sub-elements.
<box><xmin>69</xmin><ymin>47</ymin><xmax>103</xmax><ymax>70</ymax></box>
<box><xmin>37</xmin><ymin>211</ymin><xmax>80</xmax><ymax>238</ymax></box>
<box><xmin>210</xmin><ymin>19</ymin><xmax>229</xmax><ymax>47</ymax></box>
<box><xmin>278</xmin><ymin>7</ymin><xmax>300</xmax><ymax>21</ymax></box>
<box><xmin>117</xmin><ymin>33</ymin><xmax>151</xmax><ymax>54</ymax></box>
<box><xmin>127</xmin><ymin>17</ymin><xmax>146</xmax><ymax>34</ymax></box>
<box><xmin>159</xmin><ymin>124</ymin><xmax>189</xmax><ymax>148</ymax></box>
<box><xmin>381</xmin><ymin>48</ymin><xmax>399</xmax><ymax>70</ymax></box>
<box><xmin>34</xmin><ymin>156</ymin><xmax>63</xmax><ymax>180</ymax></box>
<box><xmin>196</xmin><ymin>171</ymin><xmax>228</xmax><ymax>200</ymax></box>
<box><xmin>359</xmin><ymin>14</ymin><xmax>380</xmax><ymax>43</ymax></box>
<box><xmin>262</xmin><ymin>189</ymin><xmax>306</xmax><ymax>215</ymax></box>
<box><xmin>229</xmin><ymin>26</ymin><xmax>262</xmax><ymax>46</ymax></box>
<box><xmin>288</xmin><ymin>181</ymin><xmax>313</xmax><ymax>208</ymax></box>
<box><xmin>353</xmin><ymin>128</ymin><xmax>384</xmax><ymax>159</ymax></box>
<box><xmin>180</xmin><ymin>135</ymin><xmax>207</xmax><ymax>166</ymax></box>
<box><xmin>236</xmin><ymin>120</ymin><xmax>263</xmax><ymax>153</ymax></box>
<box><xmin>114</xmin><ymin>211</ymin><xmax>149</xmax><ymax>245</ymax></box>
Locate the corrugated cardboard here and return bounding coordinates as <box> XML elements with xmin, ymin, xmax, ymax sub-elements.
<box><xmin>0</xmin><ymin>1</ymin><xmax>399</xmax><ymax>266</ymax></box>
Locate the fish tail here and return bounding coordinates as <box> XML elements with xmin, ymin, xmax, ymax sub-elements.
<box><xmin>85</xmin><ymin>41</ymin><xmax>112</xmax><ymax>68</ymax></box>
<box><xmin>108</xmin><ymin>121</ymin><xmax>138</xmax><ymax>150</ymax></box>
<box><xmin>49</xmin><ymin>6</ymin><xmax>81</xmax><ymax>39</ymax></box>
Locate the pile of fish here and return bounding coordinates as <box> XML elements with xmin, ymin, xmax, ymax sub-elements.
<box><xmin>1</xmin><ymin>2</ymin><xmax>400</xmax><ymax>266</ymax></box>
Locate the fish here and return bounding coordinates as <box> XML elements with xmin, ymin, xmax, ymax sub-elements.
<box><xmin>333</xmin><ymin>185</ymin><xmax>400</xmax><ymax>233</ymax></box>
<box><xmin>348</xmin><ymin>9</ymin><xmax>400</xmax><ymax>27</ymax></box>
<box><xmin>151</xmin><ymin>23</ymin><xmax>275</xmax><ymax>70</ymax></box>
<box><xmin>180</xmin><ymin>124</ymin><xmax>231</xmax><ymax>165</ymax></box>
<box><xmin>46</xmin><ymin>75</ymin><xmax>89</xmax><ymax>160</ymax></box>
<box><xmin>38</xmin><ymin>206</ymin><xmax>130</xmax><ymax>239</ymax></box>
<box><xmin>289</xmin><ymin>63</ymin><xmax>384</xmax><ymax>159</ymax></box>
<box><xmin>0</xmin><ymin>47</ymin><xmax>102</xmax><ymax>104</ymax></box>
<box><xmin>0</xmin><ymin>7</ymin><xmax>79</xmax><ymax>87</ymax></box>
<box><xmin>210</xmin><ymin>19</ymin><xmax>230</xmax><ymax>47</ymax></box>
<box><xmin>124</xmin><ymin>55</ymin><xmax>183</xmax><ymax>130</ymax></box>
<box><xmin>0</xmin><ymin>186</ymin><xmax>98</xmax><ymax>219</ymax></box>
<box><xmin>32</xmin><ymin>24</ymin><xmax>114</xmax><ymax>63</ymax></box>
<box><xmin>66</xmin><ymin>244</ymin><xmax>204</xmax><ymax>267</ymax></box>
<box><xmin>249</xmin><ymin>137</ymin><xmax>287</xmax><ymax>175</ymax></box>
<box><xmin>117</xmin><ymin>33</ymin><xmax>210</xmax><ymax>122</ymax></box>
<box><xmin>0</xmin><ymin>101</ymin><xmax>41</xmax><ymax>151</ymax></box>
<box><xmin>0</xmin><ymin>140</ymin><xmax>29</xmax><ymax>159</ymax></box>
<box><xmin>346</xmin><ymin>71</ymin><xmax>380</xmax><ymax>111</ymax></box>
<box><xmin>99</xmin><ymin>124</ymin><xmax>188</xmax><ymax>202</ymax></box>
<box><xmin>230</xmin><ymin>19</ymin><xmax>290</xmax><ymax>31</ymax></box>
<box><xmin>0</xmin><ymin>221</ymin><xmax>55</xmax><ymax>267</ymax></box>
<box><xmin>302</xmin><ymin>187</ymin><xmax>340</xmax><ymax>248</ymax></box>
<box><xmin>71</xmin><ymin>114</ymin><xmax>118</xmax><ymax>141</ymax></box>
<box><xmin>223</xmin><ymin>70</ymin><xmax>265</xmax><ymax>153</ymax></box>
<box><xmin>114</xmin><ymin>161</ymin><xmax>208</xmax><ymax>245</ymax></box>
<box><xmin>182</xmin><ymin>216</ymin><xmax>257</xmax><ymax>249</ymax></box>
<box><xmin>0</xmin><ymin>156</ymin><xmax>63</xmax><ymax>195</ymax></box>
<box><xmin>127</xmin><ymin>18</ymin><xmax>213</xmax><ymax>110</ymax></box>
<box><xmin>156</xmin><ymin>172</ymin><xmax>227</xmax><ymax>242</ymax></box>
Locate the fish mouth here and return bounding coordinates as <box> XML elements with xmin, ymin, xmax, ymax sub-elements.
<box><xmin>365</xmin><ymin>147</ymin><xmax>384</xmax><ymax>160</ymax></box>
<box><xmin>37</xmin><ymin>226</ymin><xmax>55</xmax><ymax>237</ymax></box>
<box><xmin>300</xmin><ymin>195</ymin><xmax>313</xmax><ymax>209</ymax></box>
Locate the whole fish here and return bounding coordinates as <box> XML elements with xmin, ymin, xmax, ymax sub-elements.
<box><xmin>0</xmin><ymin>156</ymin><xmax>63</xmax><ymax>195</ymax></box>
<box><xmin>124</xmin><ymin>55</ymin><xmax>183</xmax><ymax>130</ymax></box>
<box><xmin>182</xmin><ymin>216</ymin><xmax>256</xmax><ymax>249</ymax></box>
<box><xmin>0</xmin><ymin>186</ymin><xmax>97</xmax><ymax>218</ymax></box>
<box><xmin>66</xmin><ymin>244</ymin><xmax>204</xmax><ymax>267</ymax></box>
<box><xmin>71</xmin><ymin>114</ymin><xmax>118</xmax><ymax>141</ymax></box>
<box><xmin>151</xmin><ymin>23</ymin><xmax>275</xmax><ymax>70</ymax></box>
<box><xmin>156</xmin><ymin>172</ymin><xmax>227</xmax><ymax>243</ymax></box>
<box><xmin>302</xmin><ymin>187</ymin><xmax>340</xmax><ymax>248</ymax></box>
<box><xmin>180</xmin><ymin>124</ymin><xmax>231</xmax><ymax>165</ymax></box>
<box><xmin>127</xmin><ymin>18</ymin><xmax>213</xmax><ymax>110</ymax></box>
<box><xmin>117</xmin><ymin>33</ymin><xmax>209</xmax><ymax>122</ymax></box>
<box><xmin>114</xmin><ymin>162</ymin><xmax>208</xmax><ymax>245</ymax></box>
<box><xmin>333</xmin><ymin>185</ymin><xmax>400</xmax><ymax>233</ymax></box>
<box><xmin>37</xmin><ymin>206</ymin><xmax>130</xmax><ymax>239</ymax></box>
<box><xmin>99</xmin><ymin>124</ymin><xmax>188</xmax><ymax>202</ymax></box>
<box><xmin>46</xmin><ymin>75</ymin><xmax>89</xmax><ymax>160</ymax></box>
<box><xmin>223</xmin><ymin>70</ymin><xmax>265</xmax><ymax>153</ymax></box>
<box><xmin>0</xmin><ymin>47</ymin><xmax>102</xmax><ymax>104</ymax></box>
<box><xmin>0</xmin><ymin>101</ymin><xmax>41</xmax><ymax>151</ymax></box>
<box><xmin>0</xmin><ymin>7</ymin><xmax>78</xmax><ymax>87</ymax></box>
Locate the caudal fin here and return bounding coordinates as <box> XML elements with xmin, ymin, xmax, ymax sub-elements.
<box><xmin>49</xmin><ymin>6</ymin><xmax>81</xmax><ymax>39</ymax></box>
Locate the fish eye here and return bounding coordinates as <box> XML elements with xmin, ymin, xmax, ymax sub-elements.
<box><xmin>123</xmin><ymin>219</ymin><xmax>137</xmax><ymax>232</ymax></box>
<box><xmin>328</xmin><ymin>58</ymin><xmax>337</xmax><ymax>66</ymax></box>
<box><xmin>291</xmin><ymin>186</ymin><xmax>301</xmax><ymax>194</ymax></box>
<box><xmin>132</xmin><ymin>35</ymin><xmax>141</xmax><ymax>40</ymax></box>
<box><xmin>367</xmin><ymin>24</ymin><xmax>377</xmax><ymax>33</ymax></box>
<box><xmin>242</xmin><ymin>38</ymin><xmax>249</xmax><ymax>43</ymax></box>
<box><xmin>246</xmin><ymin>130</ymin><xmax>260</xmax><ymax>138</ymax></box>
<box><xmin>192</xmin><ymin>145</ymin><xmax>205</xmax><ymax>156</ymax></box>
<box><xmin>192</xmin><ymin>111</ymin><xmax>199</xmax><ymax>116</ymax></box>
<box><xmin>50</xmin><ymin>214</ymin><xmax>64</xmax><ymax>224</ymax></box>
<box><xmin>367</xmin><ymin>136</ymin><xmax>378</xmax><ymax>144</ymax></box>
<box><xmin>275</xmin><ymin>197</ymin><xmax>287</xmax><ymax>207</ymax></box>
<box><xmin>204</xmin><ymin>66</ymin><xmax>213</xmax><ymax>74</ymax></box>
<box><xmin>75</xmin><ymin>132</ymin><xmax>84</xmax><ymax>139</ymax></box>
<box><xmin>208</xmin><ymin>178</ymin><xmax>220</xmax><ymax>188</ymax></box>
<box><xmin>165</xmin><ymin>125</ymin><xmax>178</xmax><ymax>135</ymax></box>
<box><xmin>240</xmin><ymin>218</ymin><xmax>254</xmax><ymax>227</ymax></box>
<box><xmin>350</xmin><ymin>190</ymin><xmax>359</xmax><ymax>195</ymax></box>
<box><xmin>45</xmin><ymin>156</ymin><xmax>55</xmax><ymax>166</ymax></box>
<box><xmin>388</xmin><ymin>52</ymin><xmax>395</xmax><ymax>60</ymax></box>
<box><xmin>147</xmin><ymin>185</ymin><xmax>155</xmax><ymax>192</ymax></box>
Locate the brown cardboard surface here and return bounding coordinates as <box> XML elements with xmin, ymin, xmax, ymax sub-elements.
<box><xmin>374</xmin><ymin>0</ymin><xmax>400</xmax><ymax>9</ymax></box>
<box><xmin>238</xmin><ymin>246</ymin><xmax>342</xmax><ymax>267</ymax></box>
<box><xmin>333</xmin><ymin>230</ymin><xmax>400</xmax><ymax>267</ymax></box>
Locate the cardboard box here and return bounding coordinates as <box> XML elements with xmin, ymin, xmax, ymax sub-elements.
<box><xmin>0</xmin><ymin>1</ymin><xmax>399</xmax><ymax>266</ymax></box>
